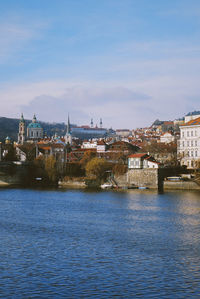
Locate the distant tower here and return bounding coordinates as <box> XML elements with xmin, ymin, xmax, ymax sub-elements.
<box><xmin>90</xmin><ymin>118</ymin><xmax>94</xmax><ymax>128</ymax></box>
<box><xmin>18</xmin><ymin>113</ymin><xmax>26</xmax><ymax>144</ymax></box>
<box><xmin>100</xmin><ymin>118</ymin><xmax>103</xmax><ymax>128</ymax></box>
<box><xmin>65</xmin><ymin>115</ymin><xmax>72</xmax><ymax>145</ymax></box>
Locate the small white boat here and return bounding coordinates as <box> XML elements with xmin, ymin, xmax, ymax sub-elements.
<box><xmin>101</xmin><ymin>183</ymin><xmax>113</xmax><ymax>189</ymax></box>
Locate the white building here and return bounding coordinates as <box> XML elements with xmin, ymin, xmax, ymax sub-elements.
<box><xmin>178</xmin><ymin>117</ymin><xmax>200</xmax><ymax>168</ymax></box>
<box><xmin>81</xmin><ymin>140</ymin><xmax>97</xmax><ymax>149</ymax></box>
<box><xmin>160</xmin><ymin>132</ymin><xmax>175</xmax><ymax>144</ymax></box>
<box><xmin>116</xmin><ymin>129</ymin><xmax>131</xmax><ymax>137</ymax></box>
<box><xmin>128</xmin><ymin>153</ymin><xmax>160</xmax><ymax>169</ymax></box>
<box><xmin>184</xmin><ymin>111</ymin><xmax>200</xmax><ymax>123</ymax></box>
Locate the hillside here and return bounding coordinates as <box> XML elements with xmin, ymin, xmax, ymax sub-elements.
<box><xmin>0</xmin><ymin>117</ymin><xmax>66</xmax><ymax>142</ymax></box>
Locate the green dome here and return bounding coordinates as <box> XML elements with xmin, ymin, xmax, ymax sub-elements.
<box><xmin>28</xmin><ymin>122</ymin><xmax>42</xmax><ymax>128</ymax></box>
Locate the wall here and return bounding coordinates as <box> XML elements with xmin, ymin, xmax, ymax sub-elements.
<box><xmin>164</xmin><ymin>181</ymin><xmax>200</xmax><ymax>190</ymax></box>
<box><xmin>127</xmin><ymin>169</ymin><xmax>159</xmax><ymax>189</ymax></box>
<box><xmin>114</xmin><ymin>169</ymin><xmax>162</xmax><ymax>190</ymax></box>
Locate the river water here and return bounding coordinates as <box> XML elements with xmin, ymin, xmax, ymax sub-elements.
<box><xmin>0</xmin><ymin>188</ymin><xmax>200</xmax><ymax>298</ymax></box>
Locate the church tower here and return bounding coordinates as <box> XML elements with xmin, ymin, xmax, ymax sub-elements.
<box><xmin>65</xmin><ymin>115</ymin><xmax>72</xmax><ymax>145</ymax></box>
<box><xmin>18</xmin><ymin>113</ymin><xmax>26</xmax><ymax>144</ymax></box>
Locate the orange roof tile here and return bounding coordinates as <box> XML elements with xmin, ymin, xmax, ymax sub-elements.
<box><xmin>181</xmin><ymin>117</ymin><xmax>200</xmax><ymax>126</ymax></box>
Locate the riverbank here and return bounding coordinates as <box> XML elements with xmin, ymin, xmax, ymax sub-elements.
<box><xmin>164</xmin><ymin>180</ymin><xmax>200</xmax><ymax>190</ymax></box>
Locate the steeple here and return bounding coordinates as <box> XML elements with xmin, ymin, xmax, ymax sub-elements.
<box><xmin>90</xmin><ymin>118</ymin><xmax>93</xmax><ymax>128</ymax></box>
<box><xmin>65</xmin><ymin>114</ymin><xmax>72</xmax><ymax>145</ymax></box>
<box><xmin>20</xmin><ymin>113</ymin><xmax>25</xmax><ymax>123</ymax></box>
<box><xmin>33</xmin><ymin>114</ymin><xmax>37</xmax><ymax>123</ymax></box>
<box><xmin>100</xmin><ymin>118</ymin><xmax>103</xmax><ymax>128</ymax></box>
<box><xmin>67</xmin><ymin>114</ymin><xmax>70</xmax><ymax>134</ymax></box>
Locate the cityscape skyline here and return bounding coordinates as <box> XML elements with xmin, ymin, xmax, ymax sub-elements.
<box><xmin>1</xmin><ymin>0</ymin><xmax>200</xmax><ymax>128</ymax></box>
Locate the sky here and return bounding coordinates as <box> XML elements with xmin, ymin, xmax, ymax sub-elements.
<box><xmin>0</xmin><ymin>0</ymin><xmax>200</xmax><ymax>129</ymax></box>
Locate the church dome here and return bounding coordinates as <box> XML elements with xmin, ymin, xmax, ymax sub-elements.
<box><xmin>28</xmin><ymin>122</ymin><xmax>42</xmax><ymax>128</ymax></box>
<box><xmin>28</xmin><ymin>114</ymin><xmax>42</xmax><ymax>128</ymax></box>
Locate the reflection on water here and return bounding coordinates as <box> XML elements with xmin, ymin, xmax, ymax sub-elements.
<box><xmin>0</xmin><ymin>188</ymin><xmax>200</xmax><ymax>298</ymax></box>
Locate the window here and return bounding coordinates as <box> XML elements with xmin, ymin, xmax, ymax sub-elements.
<box><xmin>195</xmin><ymin>131</ymin><xmax>197</xmax><ymax>136</ymax></box>
<box><xmin>191</xmin><ymin>141</ymin><xmax>193</xmax><ymax>147</ymax></box>
<box><xmin>191</xmin><ymin>131</ymin><xmax>193</xmax><ymax>137</ymax></box>
<box><xmin>191</xmin><ymin>151</ymin><xmax>193</xmax><ymax>157</ymax></box>
<box><xmin>187</xmin><ymin>141</ymin><xmax>189</xmax><ymax>147</ymax></box>
<box><xmin>182</xmin><ymin>131</ymin><xmax>184</xmax><ymax>137</ymax></box>
<box><xmin>182</xmin><ymin>141</ymin><xmax>184</xmax><ymax>147</ymax></box>
<box><xmin>187</xmin><ymin>131</ymin><xmax>189</xmax><ymax>137</ymax></box>
<box><xmin>195</xmin><ymin>140</ymin><xmax>197</xmax><ymax>146</ymax></box>
<box><xmin>195</xmin><ymin>151</ymin><xmax>198</xmax><ymax>157</ymax></box>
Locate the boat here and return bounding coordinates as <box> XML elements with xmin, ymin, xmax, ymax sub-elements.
<box><xmin>101</xmin><ymin>183</ymin><xmax>113</xmax><ymax>189</ymax></box>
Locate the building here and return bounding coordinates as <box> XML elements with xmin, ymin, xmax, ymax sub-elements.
<box><xmin>128</xmin><ymin>153</ymin><xmax>160</xmax><ymax>169</ymax></box>
<box><xmin>27</xmin><ymin>114</ymin><xmax>43</xmax><ymax>141</ymax></box>
<box><xmin>70</xmin><ymin>119</ymin><xmax>108</xmax><ymax>139</ymax></box>
<box><xmin>184</xmin><ymin>111</ymin><xmax>200</xmax><ymax>123</ymax></box>
<box><xmin>160</xmin><ymin>132</ymin><xmax>175</xmax><ymax>144</ymax></box>
<box><xmin>178</xmin><ymin>117</ymin><xmax>200</xmax><ymax>168</ymax></box>
<box><xmin>116</xmin><ymin>129</ymin><xmax>131</xmax><ymax>137</ymax></box>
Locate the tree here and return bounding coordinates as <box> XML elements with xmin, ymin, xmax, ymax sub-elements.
<box><xmin>44</xmin><ymin>155</ymin><xmax>58</xmax><ymax>183</ymax></box>
<box><xmin>85</xmin><ymin>157</ymin><xmax>110</xmax><ymax>181</ymax></box>
<box><xmin>80</xmin><ymin>150</ymin><xmax>96</xmax><ymax>167</ymax></box>
<box><xmin>3</xmin><ymin>145</ymin><xmax>18</xmax><ymax>161</ymax></box>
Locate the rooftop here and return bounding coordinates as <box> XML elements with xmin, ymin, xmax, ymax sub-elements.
<box><xmin>181</xmin><ymin>117</ymin><xmax>200</xmax><ymax>126</ymax></box>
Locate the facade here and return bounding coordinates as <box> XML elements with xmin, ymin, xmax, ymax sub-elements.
<box><xmin>27</xmin><ymin>115</ymin><xmax>43</xmax><ymax>141</ymax></box>
<box><xmin>160</xmin><ymin>132</ymin><xmax>175</xmax><ymax>144</ymax></box>
<box><xmin>71</xmin><ymin>126</ymin><xmax>107</xmax><ymax>139</ymax></box>
<box><xmin>128</xmin><ymin>153</ymin><xmax>160</xmax><ymax>169</ymax></box>
<box><xmin>116</xmin><ymin>129</ymin><xmax>131</xmax><ymax>137</ymax></box>
<box><xmin>178</xmin><ymin>117</ymin><xmax>200</xmax><ymax>168</ymax></box>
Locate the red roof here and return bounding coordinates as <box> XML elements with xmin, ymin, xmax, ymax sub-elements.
<box><xmin>128</xmin><ymin>153</ymin><xmax>148</xmax><ymax>158</ymax></box>
<box><xmin>181</xmin><ymin>117</ymin><xmax>200</xmax><ymax>126</ymax></box>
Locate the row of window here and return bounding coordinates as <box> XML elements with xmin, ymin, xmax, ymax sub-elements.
<box><xmin>184</xmin><ymin>151</ymin><xmax>198</xmax><ymax>157</ymax></box>
<box><xmin>30</xmin><ymin>131</ymin><xmax>42</xmax><ymax>137</ymax></box>
<box><xmin>182</xmin><ymin>160</ymin><xmax>199</xmax><ymax>168</ymax></box>
<box><xmin>182</xmin><ymin>130</ymin><xmax>198</xmax><ymax>138</ymax></box>
<box><xmin>182</xmin><ymin>140</ymin><xmax>198</xmax><ymax>147</ymax></box>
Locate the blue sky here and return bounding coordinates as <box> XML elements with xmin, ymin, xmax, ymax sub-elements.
<box><xmin>1</xmin><ymin>0</ymin><xmax>200</xmax><ymax>128</ymax></box>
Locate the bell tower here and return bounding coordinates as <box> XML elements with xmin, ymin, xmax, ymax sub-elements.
<box><xmin>18</xmin><ymin>113</ymin><xmax>26</xmax><ymax>144</ymax></box>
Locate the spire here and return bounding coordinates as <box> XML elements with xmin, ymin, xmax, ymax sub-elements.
<box><xmin>91</xmin><ymin>118</ymin><xmax>93</xmax><ymax>128</ymax></box>
<box><xmin>100</xmin><ymin>118</ymin><xmax>103</xmax><ymax>128</ymax></box>
<box><xmin>20</xmin><ymin>113</ymin><xmax>25</xmax><ymax>123</ymax></box>
<box><xmin>33</xmin><ymin>114</ymin><xmax>37</xmax><ymax>123</ymax></box>
<box><xmin>67</xmin><ymin>114</ymin><xmax>70</xmax><ymax>134</ymax></box>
